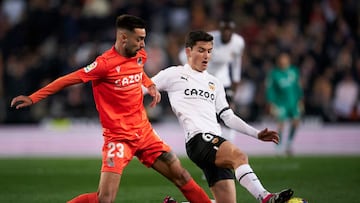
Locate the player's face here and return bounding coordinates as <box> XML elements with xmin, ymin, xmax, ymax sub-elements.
<box><xmin>124</xmin><ymin>28</ymin><xmax>146</xmax><ymax>57</ymax></box>
<box><xmin>220</xmin><ymin>28</ymin><xmax>233</xmax><ymax>44</ymax></box>
<box><xmin>187</xmin><ymin>41</ymin><xmax>212</xmax><ymax>72</ymax></box>
<box><xmin>278</xmin><ymin>53</ymin><xmax>291</xmax><ymax>69</ymax></box>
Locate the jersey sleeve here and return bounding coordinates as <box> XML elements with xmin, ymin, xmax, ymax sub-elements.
<box><xmin>151</xmin><ymin>68</ymin><xmax>171</xmax><ymax>91</ymax></box>
<box><xmin>142</xmin><ymin>71</ymin><xmax>155</xmax><ymax>88</ymax></box>
<box><xmin>76</xmin><ymin>56</ymin><xmax>107</xmax><ymax>82</ymax></box>
<box><xmin>29</xmin><ymin>71</ymin><xmax>83</xmax><ymax>104</ymax></box>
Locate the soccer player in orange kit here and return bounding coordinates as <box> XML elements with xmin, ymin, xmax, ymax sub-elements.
<box><xmin>11</xmin><ymin>14</ymin><xmax>211</xmax><ymax>203</ymax></box>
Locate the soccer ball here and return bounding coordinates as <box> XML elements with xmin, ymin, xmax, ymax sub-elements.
<box><xmin>287</xmin><ymin>197</ymin><xmax>308</xmax><ymax>203</ymax></box>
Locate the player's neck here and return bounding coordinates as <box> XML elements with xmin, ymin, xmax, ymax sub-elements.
<box><xmin>114</xmin><ymin>42</ymin><xmax>126</xmax><ymax>57</ymax></box>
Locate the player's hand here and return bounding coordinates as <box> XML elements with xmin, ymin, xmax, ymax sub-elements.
<box><xmin>10</xmin><ymin>95</ymin><xmax>33</xmax><ymax>109</ymax></box>
<box><xmin>147</xmin><ymin>85</ymin><xmax>161</xmax><ymax>108</ymax></box>
<box><xmin>257</xmin><ymin>128</ymin><xmax>279</xmax><ymax>144</ymax></box>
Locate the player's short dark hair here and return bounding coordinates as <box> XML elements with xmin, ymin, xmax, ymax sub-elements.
<box><xmin>185</xmin><ymin>30</ymin><xmax>213</xmax><ymax>48</ymax></box>
<box><xmin>116</xmin><ymin>14</ymin><xmax>146</xmax><ymax>32</ymax></box>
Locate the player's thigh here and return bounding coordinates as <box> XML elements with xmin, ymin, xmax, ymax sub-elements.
<box><xmin>136</xmin><ymin>126</ymin><xmax>172</xmax><ymax>167</ymax></box>
<box><xmin>98</xmin><ymin>171</ymin><xmax>122</xmax><ymax>201</ymax></box>
<box><xmin>215</xmin><ymin>141</ymin><xmax>248</xmax><ymax>168</ymax></box>
<box><xmin>210</xmin><ymin>179</ymin><xmax>236</xmax><ymax>203</ymax></box>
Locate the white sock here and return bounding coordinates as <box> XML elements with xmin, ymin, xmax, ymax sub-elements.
<box><xmin>235</xmin><ymin>164</ymin><xmax>270</xmax><ymax>201</ymax></box>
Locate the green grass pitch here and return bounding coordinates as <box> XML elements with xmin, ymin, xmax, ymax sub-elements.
<box><xmin>0</xmin><ymin>156</ymin><xmax>359</xmax><ymax>202</ymax></box>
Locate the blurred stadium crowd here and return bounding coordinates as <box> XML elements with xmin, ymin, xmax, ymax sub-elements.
<box><xmin>0</xmin><ymin>0</ymin><xmax>359</xmax><ymax>124</ymax></box>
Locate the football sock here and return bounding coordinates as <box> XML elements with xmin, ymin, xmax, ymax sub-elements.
<box><xmin>67</xmin><ymin>192</ymin><xmax>98</xmax><ymax>203</ymax></box>
<box><xmin>179</xmin><ymin>178</ymin><xmax>212</xmax><ymax>203</ymax></box>
<box><xmin>235</xmin><ymin>164</ymin><xmax>270</xmax><ymax>201</ymax></box>
<box><xmin>288</xmin><ymin>126</ymin><xmax>296</xmax><ymax>143</ymax></box>
<box><xmin>277</xmin><ymin>131</ymin><xmax>283</xmax><ymax>146</ymax></box>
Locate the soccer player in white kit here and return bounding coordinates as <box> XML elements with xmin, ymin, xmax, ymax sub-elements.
<box><xmin>178</xmin><ymin>18</ymin><xmax>244</xmax><ymax>142</ymax></box>
<box><xmin>154</xmin><ymin>31</ymin><xmax>293</xmax><ymax>203</ymax></box>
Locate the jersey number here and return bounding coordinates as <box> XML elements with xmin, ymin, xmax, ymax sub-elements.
<box><xmin>107</xmin><ymin>142</ymin><xmax>124</xmax><ymax>158</ymax></box>
<box><xmin>202</xmin><ymin>133</ymin><xmax>214</xmax><ymax>142</ymax></box>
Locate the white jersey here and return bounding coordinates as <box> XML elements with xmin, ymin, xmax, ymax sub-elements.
<box><xmin>178</xmin><ymin>31</ymin><xmax>245</xmax><ymax>88</ymax></box>
<box><xmin>152</xmin><ymin>64</ymin><xmax>259</xmax><ymax>142</ymax></box>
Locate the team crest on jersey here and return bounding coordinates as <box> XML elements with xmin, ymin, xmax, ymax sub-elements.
<box><xmin>208</xmin><ymin>82</ymin><xmax>215</xmax><ymax>91</ymax></box>
<box><xmin>137</xmin><ymin>57</ymin><xmax>143</xmax><ymax>65</ymax></box>
<box><xmin>84</xmin><ymin>62</ymin><xmax>97</xmax><ymax>73</ymax></box>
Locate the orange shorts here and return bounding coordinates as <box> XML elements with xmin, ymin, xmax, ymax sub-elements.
<box><xmin>101</xmin><ymin>123</ymin><xmax>171</xmax><ymax>174</ymax></box>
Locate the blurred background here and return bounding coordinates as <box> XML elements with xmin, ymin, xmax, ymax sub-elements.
<box><xmin>0</xmin><ymin>0</ymin><xmax>359</xmax><ymax>125</ymax></box>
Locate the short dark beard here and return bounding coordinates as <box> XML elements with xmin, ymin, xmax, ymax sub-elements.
<box><xmin>124</xmin><ymin>47</ymin><xmax>137</xmax><ymax>57</ymax></box>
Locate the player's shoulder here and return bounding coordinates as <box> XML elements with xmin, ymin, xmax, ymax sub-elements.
<box><xmin>231</xmin><ymin>33</ymin><xmax>245</xmax><ymax>45</ymax></box>
<box><xmin>98</xmin><ymin>46</ymin><xmax>117</xmax><ymax>59</ymax></box>
<box><xmin>269</xmin><ymin>67</ymin><xmax>279</xmax><ymax>75</ymax></box>
<box><xmin>233</xmin><ymin>33</ymin><xmax>245</xmax><ymax>41</ymax></box>
<box><xmin>161</xmin><ymin>65</ymin><xmax>184</xmax><ymax>74</ymax></box>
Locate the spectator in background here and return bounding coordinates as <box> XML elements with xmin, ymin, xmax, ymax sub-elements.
<box><xmin>309</xmin><ymin>68</ymin><xmax>336</xmax><ymax>122</ymax></box>
<box><xmin>265</xmin><ymin>52</ymin><xmax>303</xmax><ymax>156</ymax></box>
<box><xmin>332</xmin><ymin>71</ymin><xmax>359</xmax><ymax>121</ymax></box>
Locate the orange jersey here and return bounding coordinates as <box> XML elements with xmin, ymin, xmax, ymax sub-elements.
<box><xmin>76</xmin><ymin>47</ymin><xmax>154</xmax><ymax>134</ymax></box>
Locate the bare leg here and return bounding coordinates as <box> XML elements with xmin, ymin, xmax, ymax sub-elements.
<box><xmin>210</xmin><ymin>179</ymin><xmax>236</xmax><ymax>203</ymax></box>
<box><xmin>97</xmin><ymin>172</ymin><xmax>121</xmax><ymax>203</ymax></box>
<box><xmin>152</xmin><ymin>152</ymin><xmax>211</xmax><ymax>203</ymax></box>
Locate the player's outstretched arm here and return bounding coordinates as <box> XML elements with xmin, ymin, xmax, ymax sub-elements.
<box><xmin>10</xmin><ymin>71</ymin><xmax>83</xmax><ymax>109</ymax></box>
<box><xmin>257</xmin><ymin>128</ymin><xmax>279</xmax><ymax>144</ymax></box>
<box><xmin>11</xmin><ymin>95</ymin><xmax>33</xmax><ymax>109</ymax></box>
<box><xmin>147</xmin><ymin>84</ymin><xmax>161</xmax><ymax>108</ymax></box>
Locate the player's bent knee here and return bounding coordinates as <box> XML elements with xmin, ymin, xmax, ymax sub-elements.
<box><xmin>233</xmin><ymin>149</ymin><xmax>248</xmax><ymax>166</ymax></box>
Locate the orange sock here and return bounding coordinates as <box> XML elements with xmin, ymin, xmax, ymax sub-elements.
<box><xmin>179</xmin><ymin>179</ymin><xmax>211</xmax><ymax>203</ymax></box>
<box><xmin>67</xmin><ymin>192</ymin><xmax>98</xmax><ymax>203</ymax></box>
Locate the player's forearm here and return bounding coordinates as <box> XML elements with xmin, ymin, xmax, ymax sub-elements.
<box><xmin>29</xmin><ymin>71</ymin><xmax>82</xmax><ymax>103</ymax></box>
<box><xmin>220</xmin><ymin>110</ymin><xmax>259</xmax><ymax>138</ymax></box>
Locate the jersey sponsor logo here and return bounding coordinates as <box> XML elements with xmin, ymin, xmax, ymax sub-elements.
<box><xmin>114</xmin><ymin>72</ymin><xmax>143</xmax><ymax>87</ymax></box>
<box><xmin>84</xmin><ymin>62</ymin><xmax>97</xmax><ymax>73</ymax></box>
<box><xmin>184</xmin><ymin>88</ymin><xmax>215</xmax><ymax>101</ymax></box>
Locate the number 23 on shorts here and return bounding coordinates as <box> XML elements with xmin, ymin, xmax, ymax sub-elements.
<box><xmin>107</xmin><ymin>142</ymin><xmax>125</xmax><ymax>158</ymax></box>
